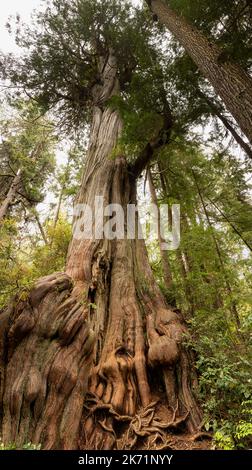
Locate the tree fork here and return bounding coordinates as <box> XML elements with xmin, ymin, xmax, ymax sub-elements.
<box><xmin>0</xmin><ymin>48</ymin><xmax>204</xmax><ymax>451</ymax></box>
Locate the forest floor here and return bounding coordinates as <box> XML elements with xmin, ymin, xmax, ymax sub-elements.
<box><xmin>156</xmin><ymin>433</ymin><xmax>213</xmax><ymax>450</ymax></box>
<box><xmin>130</xmin><ymin>431</ymin><xmax>213</xmax><ymax>451</ymax></box>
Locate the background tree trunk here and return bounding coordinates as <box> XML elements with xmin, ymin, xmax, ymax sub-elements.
<box><xmin>32</xmin><ymin>208</ymin><xmax>48</xmax><ymax>245</ymax></box>
<box><xmin>147</xmin><ymin>0</ymin><xmax>252</xmax><ymax>145</ymax></box>
<box><xmin>147</xmin><ymin>168</ymin><xmax>173</xmax><ymax>289</ymax></box>
<box><xmin>0</xmin><ymin>170</ymin><xmax>22</xmax><ymax>222</ymax></box>
<box><xmin>192</xmin><ymin>170</ymin><xmax>243</xmax><ymax>336</ymax></box>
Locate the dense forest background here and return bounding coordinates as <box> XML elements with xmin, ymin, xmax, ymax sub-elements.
<box><xmin>0</xmin><ymin>0</ymin><xmax>251</xmax><ymax>451</ymax></box>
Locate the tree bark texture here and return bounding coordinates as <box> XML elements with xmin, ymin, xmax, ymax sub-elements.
<box><xmin>0</xmin><ymin>52</ymin><xmax>203</xmax><ymax>450</ymax></box>
<box><xmin>147</xmin><ymin>0</ymin><xmax>252</xmax><ymax>145</ymax></box>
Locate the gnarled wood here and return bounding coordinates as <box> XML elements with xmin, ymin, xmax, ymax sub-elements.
<box><xmin>0</xmin><ymin>50</ymin><xmax>204</xmax><ymax>450</ymax></box>
<box><xmin>0</xmin><ymin>273</ymin><xmax>95</xmax><ymax>449</ymax></box>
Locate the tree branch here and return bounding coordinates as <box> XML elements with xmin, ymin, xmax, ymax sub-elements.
<box><xmin>0</xmin><ymin>174</ymin><xmax>15</xmax><ymax>178</ymax></box>
<box><xmin>129</xmin><ymin>98</ymin><xmax>173</xmax><ymax>179</ymax></box>
<box><xmin>198</xmin><ymin>89</ymin><xmax>252</xmax><ymax>159</ymax></box>
<box><xmin>16</xmin><ymin>191</ymin><xmax>41</xmax><ymax>205</ymax></box>
<box><xmin>206</xmin><ymin>194</ymin><xmax>252</xmax><ymax>251</ymax></box>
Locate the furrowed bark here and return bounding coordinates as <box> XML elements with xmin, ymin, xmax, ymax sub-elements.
<box><xmin>0</xmin><ymin>273</ymin><xmax>95</xmax><ymax>449</ymax></box>
<box><xmin>0</xmin><ymin>50</ymin><xmax>204</xmax><ymax>450</ymax></box>
<box><xmin>146</xmin><ymin>0</ymin><xmax>252</xmax><ymax>145</ymax></box>
<box><xmin>67</xmin><ymin>52</ymin><xmax>202</xmax><ymax>448</ymax></box>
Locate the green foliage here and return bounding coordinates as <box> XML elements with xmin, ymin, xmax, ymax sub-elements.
<box><xmin>149</xmin><ymin>138</ymin><xmax>252</xmax><ymax>448</ymax></box>
<box><xmin>0</xmin><ymin>218</ymin><xmax>34</xmax><ymax>308</ymax></box>
<box><xmin>31</xmin><ymin>217</ymin><xmax>72</xmax><ymax>278</ymax></box>
<box><xmin>109</xmin><ymin>74</ymin><xmax>166</xmax><ymax>160</ymax></box>
<box><xmin>88</xmin><ymin>303</ymin><xmax>97</xmax><ymax>310</ymax></box>
<box><xmin>0</xmin><ymin>101</ymin><xmax>56</xmax><ymax>213</ymax></box>
<box><xmin>0</xmin><ymin>437</ymin><xmax>41</xmax><ymax>450</ymax></box>
<box><xmin>1</xmin><ymin>0</ymin><xmax>162</xmax><ymax>132</ymax></box>
<box><xmin>0</xmin><ymin>216</ymin><xmax>71</xmax><ymax>309</ymax></box>
<box><xmin>214</xmin><ymin>431</ymin><xmax>234</xmax><ymax>450</ymax></box>
<box><xmin>213</xmin><ymin>404</ymin><xmax>252</xmax><ymax>450</ymax></box>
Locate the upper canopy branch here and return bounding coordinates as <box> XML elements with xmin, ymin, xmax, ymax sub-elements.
<box><xmin>0</xmin><ymin>1</ymin><xmax>168</xmax><ymax>133</ymax></box>
<box><xmin>129</xmin><ymin>97</ymin><xmax>173</xmax><ymax>179</ymax></box>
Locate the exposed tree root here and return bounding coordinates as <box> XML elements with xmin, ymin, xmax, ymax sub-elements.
<box><xmin>0</xmin><ymin>82</ymin><xmax>206</xmax><ymax>450</ymax></box>
<box><xmin>79</xmin><ymin>391</ymin><xmax>203</xmax><ymax>450</ymax></box>
<box><xmin>121</xmin><ymin>400</ymin><xmax>189</xmax><ymax>450</ymax></box>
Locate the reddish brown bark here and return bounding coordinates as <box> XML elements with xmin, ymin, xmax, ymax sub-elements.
<box><xmin>0</xmin><ymin>273</ymin><xmax>95</xmax><ymax>449</ymax></box>
<box><xmin>0</xmin><ymin>51</ymin><xmax>203</xmax><ymax>450</ymax></box>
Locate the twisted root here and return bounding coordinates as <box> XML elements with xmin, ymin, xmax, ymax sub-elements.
<box><xmin>120</xmin><ymin>400</ymin><xmax>189</xmax><ymax>450</ymax></box>
<box><xmin>82</xmin><ymin>392</ymin><xmax>197</xmax><ymax>450</ymax></box>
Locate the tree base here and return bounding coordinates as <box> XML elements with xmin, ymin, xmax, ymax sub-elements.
<box><xmin>0</xmin><ymin>158</ymin><xmax>206</xmax><ymax>450</ymax></box>
<box><xmin>0</xmin><ymin>273</ymin><xmax>95</xmax><ymax>449</ymax></box>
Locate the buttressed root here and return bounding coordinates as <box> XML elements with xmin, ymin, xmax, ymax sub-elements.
<box><xmin>0</xmin><ymin>272</ymin><xmax>95</xmax><ymax>449</ymax></box>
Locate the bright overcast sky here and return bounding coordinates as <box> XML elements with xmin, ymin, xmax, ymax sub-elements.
<box><xmin>0</xmin><ymin>0</ymin><xmax>142</xmax><ymax>53</ymax></box>
<box><xmin>0</xmin><ymin>0</ymin><xmax>45</xmax><ymax>53</ymax></box>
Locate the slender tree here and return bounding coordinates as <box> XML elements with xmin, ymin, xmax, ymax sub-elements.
<box><xmin>0</xmin><ymin>104</ymin><xmax>55</xmax><ymax>222</ymax></box>
<box><xmin>148</xmin><ymin>167</ymin><xmax>173</xmax><ymax>288</ymax></box>
<box><xmin>192</xmin><ymin>169</ymin><xmax>243</xmax><ymax>334</ymax></box>
<box><xmin>198</xmin><ymin>91</ymin><xmax>252</xmax><ymax>160</ymax></box>
<box><xmin>0</xmin><ymin>170</ymin><xmax>22</xmax><ymax>222</ymax></box>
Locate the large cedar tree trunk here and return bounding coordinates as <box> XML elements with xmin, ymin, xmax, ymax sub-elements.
<box><xmin>0</xmin><ymin>52</ymin><xmax>202</xmax><ymax>450</ymax></box>
<box><xmin>147</xmin><ymin>0</ymin><xmax>252</xmax><ymax>146</ymax></box>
